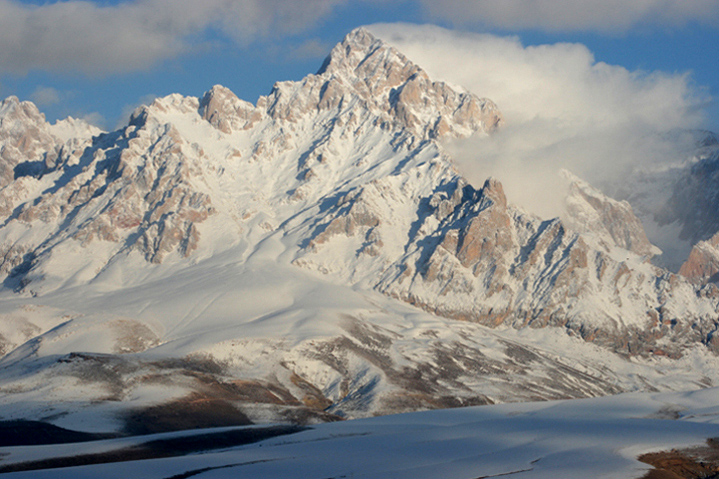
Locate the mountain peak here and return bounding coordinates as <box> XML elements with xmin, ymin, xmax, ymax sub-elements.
<box><xmin>0</xmin><ymin>28</ymin><xmax>718</xmax><ymax>429</ymax></box>
<box><xmin>481</xmin><ymin>177</ymin><xmax>507</xmax><ymax>208</ymax></box>
<box><xmin>50</xmin><ymin>116</ymin><xmax>103</xmax><ymax>143</ymax></box>
<box><xmin>342</xmin><ymin>26</ymin><xmax>375</xmax><ymax>47</ymax></box>
<box><xmin>0</xmin><ymin>95</ymin><xmax>62</xmax><ymax>187</ymax></box>
<box><xmin>308</xmin><ymin>27</ymin><xmax>503</xmax><ymax>140</ymax></box>
<box><xmin>318</xmin><ymin>27</ymin><xmax>425</xmax><ymax>94</ymax></box>
<box><xmin>0</xmin><ymin>95</ymin><xmax>20</xmax><ymax>110</ymax></box>
<box><xmin>0</xmin><ymin>95</ymin><xmax>46</xmax><ymax>130</ymax></box>
<box><xmin>316</xmin><ymin>27</ymin><xmax>377</xmax><ymax>74</ymax></box>
<box><xmin>199</xmin><ymin>84</ymin><xmax>260</xmax><ymax>134</ymax></box>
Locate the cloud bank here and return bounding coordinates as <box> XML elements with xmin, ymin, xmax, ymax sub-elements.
<box><xmin>369</xmin><ymin>24</ymin><xmax>709</xmax><ymax>218</ymax></box>
<box><xmin>30</xmin><ymin>86</ymin><xmax>62</xmax><ymax>107</ymax></box>
<box><xmin>1</xmin><ymin>1</ymin><xmax>717</xmax><ymax>76</ymax></box>
<box><xmin>0</xmin><ymin>0</ymin><xmax>345</xmax><ymax>75</ymax></box>
<box><xmin>418</xmin><ymin>0</ymin><xmax>719</xmax><ymax>32</ymax></box>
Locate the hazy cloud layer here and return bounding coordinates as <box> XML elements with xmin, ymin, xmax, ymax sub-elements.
<box><xmin>30</xmin><ymin>86</ymin><xmax>62</xmax><ymax>107</ymax></box>
<box><xmin>369</xmin><ymin>24</ymin><xmax>709</xmax><ymax>218</ymax></box>
<box><xmin>285</xmin><ymin>39</ymin><xmax>334</xmax><ymax>60</ymax></box>
<box><xmin>0</xmin><ymin>0</ymin><xmax>346</xmax><ymax>75</ymax></box>
<box><xmin>418</xmin><ymin>0</ymin><xmax>719</xmax><ymax>32</ymax></box>
<box><xmin>2</xmin><ymin>1</ymin><xmax>717</xmax><ymax>76</ymax></box>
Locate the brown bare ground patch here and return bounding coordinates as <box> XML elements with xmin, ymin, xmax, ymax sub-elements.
<box><xmin>124</xmin><ymin>393</ymin><xmax>252</xmax><ymax>435</ymax></box>
<box><xmin>290</xmin><ymin>372</ymin><xmax>334</xmax><ymax>410</ymax></box>
<box><xmin>639</xmin><ymin>438</ymin><xmax>719</xmax><ymax>479</ymax></box>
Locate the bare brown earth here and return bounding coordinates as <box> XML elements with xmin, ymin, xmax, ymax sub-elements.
<box><xmin>123</xmin><ymin>394</ymin><xmax>253</xmax><ymax>436</ymax></box>
<box><xmin>639</xmin><ymin>438</ymin><xmax>719</xmax><ymax>479</ymax></box>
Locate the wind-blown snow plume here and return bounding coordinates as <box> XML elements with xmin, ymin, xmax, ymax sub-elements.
<box><xmin>369</xmin><ymin>23</ymin><xmax>709</xmax><ymax>218</ymax></box>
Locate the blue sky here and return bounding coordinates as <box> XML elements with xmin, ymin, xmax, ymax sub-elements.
<box><xmin>1</xmin><ymin>0</ymin><xmax>718</xmax><ymax>132</ymax></box>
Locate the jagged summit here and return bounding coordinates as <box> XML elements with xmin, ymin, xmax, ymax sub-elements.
<box><xmin>0</xmin><ymin>96</ymin><xmax>46</xmax><ymax>126</ymax></box>
<box><xmin>134</xmin><ymin>28</ymin><xmax>503</xmax><ymax>145</ymax></box>
<box><xmin>0</xmin><ymin>96</ymin><xmax>58</xmax><ymax>186</ymax></box>
<box><xmin>680</xmin><ymin>231</ymin><xmax>719</xmax><ymax>284</ymax></box>
<box><xmin>318</xmin><ymin>27</ymin><xmax>424</xmax><ymax>89</ymax></box>
<box><xmin>198</xmin><ymin>85</ymin><xmax>259</xmax><ymax>134</ymax></box>
<box><xmin>314</xmin><ymin>28</ymin><xmax>503</xmax><ymax>139</ymax></box>
<box><xmin>0</xmin><ymin>27</ymin><xmax>506</xmax><ymax>294</ymax></box>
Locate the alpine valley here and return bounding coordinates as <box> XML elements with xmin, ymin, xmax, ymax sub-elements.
<box><xmin>0</xmin><ymin>27</ymin><xmax>718</xmax><ymax>434</ymax></box>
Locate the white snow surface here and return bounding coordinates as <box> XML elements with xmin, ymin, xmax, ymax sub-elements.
<box><xmin>2</xmin><ymin>388</ymin><xmax>719</xmax><ymax>478</ymax></box>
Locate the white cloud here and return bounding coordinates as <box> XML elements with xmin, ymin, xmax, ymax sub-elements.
<box><xmin>417</xmin><ymin>0</ymin><xmax>719</xmax><ymax>32</ymax></box>
<box><xmin>368</xmin><ymin>24</ymin><xmax>709</xmax><ymax>218</ymax></box>
<box><xmin>285</xmin><ymin>39</ymin><xmax>333</xmax><ymax>60</ymax></box>
<box><xmin>30</xmin><ymin>86</ymin><xmax>61</xmax><ymax>106</ymax></box>
<box><xmin>3</xmin><ymin>1</ymin><xmax>715</xmax><ymax>77</ymax></box>
<box><xmin>0</xmin><ymin>0</ymin><xmax>347</xmax><ymax>75</ymax></box>
<box><xmin>81</xmin><ymin>111</ymin><xmax>106</xmax><ymax>129</ymax></box>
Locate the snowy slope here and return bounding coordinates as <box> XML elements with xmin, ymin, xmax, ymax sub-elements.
<box><xmin>2</xmin><ymin>387</ymin><xmax>719</xmax><ymax>478</ymax></box>
<box><xmin>2</xmin><ymin>255</ymin><xmax>719</xmax><ymax>428</ymax></box>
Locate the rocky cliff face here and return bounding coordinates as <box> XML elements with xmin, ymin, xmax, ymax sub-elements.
<box><xmin>680</xmin><ymin>232</ymin><xmax>719</xmax><ymax>284</ymax></box>
<box><xmin>0</xmin><ymin>28</ymin><xmax>716</xmax><ymax>427</ymax></box>
<box><xmin>669</xmin><ymin>145</ymin><xmax>719</xmax><ymax>287</ymax></box>
<box><xmin>562</xmin><ymin>170</ymin><xmax>660</xmax><ymax>258</ymax></box>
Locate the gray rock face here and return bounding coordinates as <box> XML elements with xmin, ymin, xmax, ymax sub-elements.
<box><xmin>658</xmin><ymin>142</ymin><xmax>719</xmax><ymax>246</ymax></box>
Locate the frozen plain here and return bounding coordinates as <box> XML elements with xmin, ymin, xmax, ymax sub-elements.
<box><xmin>2</xmin><ymin>387</ymin><xmax>719</xmax><ymax>478</ymax></box>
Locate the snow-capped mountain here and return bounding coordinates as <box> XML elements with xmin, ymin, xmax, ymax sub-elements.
<box><xmin>0</xmin><ymin>28</ymin><xmax>717</xmax><ymax>430</ymax></box>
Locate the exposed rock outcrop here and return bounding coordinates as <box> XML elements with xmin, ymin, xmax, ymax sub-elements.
<box><xmin>680</xmin><ymin>232</ymin><xmax>719</xmax><ymax>284</ymax></box>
